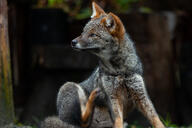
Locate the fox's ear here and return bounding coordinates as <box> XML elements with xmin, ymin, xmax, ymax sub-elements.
<box><xmin>91</xmin><ymin>2</ymin><xmax>106</xmax><ymax>18</ymax></box>
<box><xmin>102</xmin><ymin>12</ymin><xmax>125</xmax><ymax>41</ymax></box>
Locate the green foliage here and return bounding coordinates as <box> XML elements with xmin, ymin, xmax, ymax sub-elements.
<box><xmin>116</xmin><ymin>0</ymin><xmax>140</xmax><ymax>6</ymax></box>
<box><xmin>13</xmin><ymin>114</ymin><xmax>192</xmax><ymax>128</ymax></box>
<box><xmin>34</xmin><ymin>0</ymin><xmax>149</xmax><ymax>20</ymax></box>
<box><xmin>14</xmin><ymin>117</ymin><xmax>38</xmax><ymax>128</ymax></box>
<box><xmin>161</xmin><ymin>114</ymin><xmax>178</xmax><ymax>127</ymax></box>
<box><xmin>47</xmin><ymin>0</ymin><xmax>55</xmax><ymax>6</ymax></box>
<box><xmin>127</xmin><ymin>121</ymin><xmax>144</xmax><ymax>128</ymax></box>
<box><xmin>45</xmin><ymin>0</ymin><xmax>84</xmax><ymax>19</ymax></box>
<box><xmin>115</xmin><ymin>0</ymin><xmax>140</xmax><ymax>12</ymax></box>
<box><xmin>75</xmin><ymin>8</ymin><xmax>91</xmax><ymax>20</ymax></box>
<box><xmin>47</xmin><ymin>0</ymin><xmax>64</xmax><ymax>6</ymax></box>
<box><xmin>139</xmin><ymin>7</ymin><xmax>152</xmax><ymax>13</ymax></box>
<box><xmin>125</xmin><ymin>115</ymin><xmax>192</xmax><ymax>128</ymax></box>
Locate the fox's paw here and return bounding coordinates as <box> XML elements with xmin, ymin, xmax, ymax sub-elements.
<box><xmin>89</xmin><ymin>88</ymin><xmax>101</xmax><ymax>102</ymax></box>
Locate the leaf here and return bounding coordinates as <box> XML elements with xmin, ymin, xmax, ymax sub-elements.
<box><xmin>139</xmin><ymin>7</ymin><xmax>152</xmax><ymax>13</ymax></box>
<box><xmin>75</xmin><ymin>8</ymin><xmax>91</xmax><ymax>20</ymax></box>
<box><xmin>48</xmin><ymin>0</ymin><xmax>56</xmax><ymax>6</ymax></box>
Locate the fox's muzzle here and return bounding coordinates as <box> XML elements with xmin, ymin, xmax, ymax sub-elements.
<box><xmin>71</xmin><ymin>37</ymin><xmax>100</xmax><ymax>52</ymax></box>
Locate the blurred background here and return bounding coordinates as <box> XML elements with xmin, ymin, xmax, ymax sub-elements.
<box><xmin>0</xmin><ymin>0</ymin><xmax>192</xmax><ymax>127</ymax></box>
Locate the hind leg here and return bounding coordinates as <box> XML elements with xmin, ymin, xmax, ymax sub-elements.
<box><xmin>81</xmin><ymin>88</ymin><xmax>100</xmax><ymax>127</ymax></box>
<box><xmin>57</xmin><ymin>82</ymin><xmax>99</xmax><ymax>128</ymax></box>
<box><xmin>126</xmin><ymin>74</ymin><xmax>165</xmax><ymax>128</ymax></box>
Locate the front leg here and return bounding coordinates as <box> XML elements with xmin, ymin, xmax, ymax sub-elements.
<box><xmin>127</xmin><ymin>74</ymin><xmax>165</xmax><ymax>128</ymax></box>
<box><xmin>101</xmin><ymin>76</ymin><xmax>124</xmax><ymax>128</ymax></box>
<box><xmin>107</xmin><ymin>95</ymin><xmax>124</xmax><ymax>128</ymax></box>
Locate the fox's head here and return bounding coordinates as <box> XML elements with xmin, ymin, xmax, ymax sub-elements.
<box><xmin>71</xmin><ymin>2</ymin><xmax>125</xmax><ymax>58</ymax></box>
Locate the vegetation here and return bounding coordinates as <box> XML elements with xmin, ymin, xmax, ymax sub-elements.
<box><xmin>125</xmin><ymin>115</ymin><xmax>192</xmax><ymax>128</ymax></box>
<box><xmin>33</xmin><ymin>0</ymin><xmax>151</xmax><ymax>19</ymax></box>
<box><xmin>13</xmin><ymin>115</ymin><xmax>192</xmax><ymax>128</ymax></box>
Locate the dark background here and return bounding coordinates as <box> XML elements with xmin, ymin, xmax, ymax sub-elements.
<box><xmin>5</xmin><ymin>0</ymin><xmax>192</xmax><ymax>127</ymax></box>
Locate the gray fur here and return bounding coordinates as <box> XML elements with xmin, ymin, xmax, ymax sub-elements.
<box><xmin>57</xmin><ymin>82</ymin><xmax>82</xmax><ymax>125</ymax></box>
<box><xmin>42</xmin><ymin>7</ymin><xmax>164</xmax><ymax>128</ymax></box>
<box><xmin>41</xmin><ymin>116</ymin><xmax>80</xmax><ymax>128</ymax></box>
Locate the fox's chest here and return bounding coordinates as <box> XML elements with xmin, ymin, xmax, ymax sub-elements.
<box><xmin>99</xmin><ymin>74</ymin><xmax>128</xmax><ymax>94</ymax></box>
<box><xmin>99</xmin><ymin>74</ymin><xmax>133</xmax><ymax>114</ymax></box>
<box><xmin>100</xmin><ymin>75</ymin><xmax>126</xmax><ymax>95</ymax></box>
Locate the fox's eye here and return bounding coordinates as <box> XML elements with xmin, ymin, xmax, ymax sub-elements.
<box><xmin>89</xmin><ymin>33</ymin><xmax>98</xmax><ymax>37</ymax></box>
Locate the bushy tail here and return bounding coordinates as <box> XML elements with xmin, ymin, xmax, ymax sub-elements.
<box><xmin>41</xmin><ymin>116</ymin><xmax>81</xmax><ymax>128</ymax></box>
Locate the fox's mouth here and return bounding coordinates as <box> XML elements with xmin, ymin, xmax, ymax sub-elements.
<box><xmin>73</xmin><ymin>47</ymin><xmax>100</xmax><ymax>52</ymax></box>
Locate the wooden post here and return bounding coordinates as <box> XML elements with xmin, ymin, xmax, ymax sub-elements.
<box><xmin>0</xmin><ymin>0</ymin><xmax>15</xmax><ymax>126</ymax></box>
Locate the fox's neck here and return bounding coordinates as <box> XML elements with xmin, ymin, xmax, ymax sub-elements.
<box><xmin>99</xmin><ymin>34</ymin><xmax>143</xmax><ymax>76</ymax></box>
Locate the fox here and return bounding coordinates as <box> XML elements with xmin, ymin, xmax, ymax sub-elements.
<box><xmin>41</xmin><ymin>2</ymin><xmax>165</xmax><ymax>128</ymax></box>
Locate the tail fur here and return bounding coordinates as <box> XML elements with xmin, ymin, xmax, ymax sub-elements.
<box><xmin>41</xmin><ymin>116</ymin><xmax>81</xmax><ymax>128</ymax></box>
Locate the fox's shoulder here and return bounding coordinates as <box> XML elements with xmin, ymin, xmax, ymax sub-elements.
<box><xmin>80</xmin><ymin>67</ymin><xmax>100</xmax><ymax>94</ymax></box>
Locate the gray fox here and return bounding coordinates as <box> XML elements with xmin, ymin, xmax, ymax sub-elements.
<box><xmin>42</xmin><ymin>2</ymin><xmax>165</xmax><ymax>128</ymax></box>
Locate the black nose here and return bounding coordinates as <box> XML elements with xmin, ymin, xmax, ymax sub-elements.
<box><xmin>71</xmin><ymin>39</ymin><xmax>78</xmax><ymax>47</ymax></box>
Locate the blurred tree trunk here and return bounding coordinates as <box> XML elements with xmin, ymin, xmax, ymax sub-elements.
<box><xmin>0</xmin><ymin>0</ymin><xmax>15</xmax><ymax>126</ymax></box>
